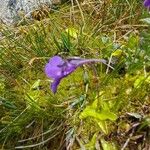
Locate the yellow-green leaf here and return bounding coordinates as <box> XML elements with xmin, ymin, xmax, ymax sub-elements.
<box><xmin>112</xmin><ymin>49</ymin><xmax>123</xmax><ymax>57</ymax></box>
<box><xmin>101</xmin><ymin>139</ymin><xmax>118</xmax><ymax>150</ymax></box>
<box><xmin>65</xmin><ymin>28</ymin><xmax>78</xmax><ymax>39</ymax></box>
<box><xmin>79</xmin><ymin>107</ymin><xmax>117</xmax><ymax>121</ymax></box>
<box><xmin>96</xmin><ymin>120</ymin><xmax>109</xmax><ymax>134</ymax></box>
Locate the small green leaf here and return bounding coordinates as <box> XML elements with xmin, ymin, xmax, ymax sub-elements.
<box><xmin>146</xmin><ymin>76</ymin><xmax>150</xmax><ymax>83</ymax></box>
<box><xmin>31</xmin><ymin>79</ymin><xmax>41</xmax><ymax>90</ymax></box>
<box><xmin>0</xmin><ymin>97</ymin><xmax>16</xmax><ymax>109</ymax></box>
<box><xmin>101</xmin><ymin>36</ymin><xmax>109</xmax><ymax>44</ymax></box>
<box><xmin>140</xmin><ymin>116</ymin><xmax>150</xmax><ymax>130</ymax></box>
<box><xmin>134</xmin><ymin>76</ymin><xmax>150</xmax><ymax>88</ymax></box>
<box><xmin>127</xmin><ymin>35</ymin><xmax>139</xmax><ymax>49</ymax></box>
<box><xmin>134</xmin><ymin>76</ymin><xmax>144</xmax><ymax>88</ymax></box>
<box><xmin>65</xmin><ymin>28</ymin><xmax>78</xmax><ymax>39</ymax></box>
<box><xmin>112</xmin><ymin>49</ymin><xmax>123</xmax><ymax>57</ymax></box>
<box><xmin>91</xmin><ymin>99</ymin><xmax>98</xmax><ymax>109</ymax></box>
<box><xmin>100</xmin><ymin>110</ymin><xmax>118</xmax><ymax>121</ymax></box>
<box><xmin>70</xmin><ymin>95</ymin><xmax>85</xmax><ymax>108</ymax></box>
<box><xmin>85</xmin><ymin>133</ymin><xmax>97</xmax><ymax>149</ymax></box>
<box><xmin>96</xmin><ymin>120</ymin><xmax>109</xmax><ymax>134</ymax></box>
<box><xmin>101</xmin><ymin>139</ymin><xmax>118</xmax><ymax>150</ymax></box>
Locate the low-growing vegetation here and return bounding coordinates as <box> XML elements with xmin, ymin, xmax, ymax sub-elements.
<box><xmin>0</xmin><ymin>0</ymin><xmax>150</xmax><ymax>149</ymax></box>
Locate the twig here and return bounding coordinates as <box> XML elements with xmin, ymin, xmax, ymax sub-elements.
<box><xmin>121</xmin><ymin>123</ymin><xmax>140</xmax><ymax>150</ymax></box>
<box><xmin>106</xmin><ymin>54</ymin><xmax>113</xmax><ymax>74</ymax></box>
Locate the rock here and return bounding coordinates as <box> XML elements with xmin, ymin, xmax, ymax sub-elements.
<box><xmin>0</xmin><ymin>0</ymin><xmax>57</xmax><ymax>25</ymax></box>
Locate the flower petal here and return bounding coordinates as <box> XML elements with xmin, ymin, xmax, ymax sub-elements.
<box><xmin>51</xmin><ymin>78</ymin><xmax>61</xmax><ymax>93</ymax></box>
<box><xmin>45</xmin><ymin>56</ymin><xmax>64</xmax><ymax>79</ymax></box>
<box><xmin>63</xmin><ymin>62</ymin><xmax>77</xmax><ymax>76</ymax></box>
<box><xmin>45</xmin><ymin>56</ymin><xmax>109</xmax><ymax>93</ymax></box>
<box><xmin>144</xmin><ymin>0</ymin><xmax>150</xmax><ymax>7</ymax></box>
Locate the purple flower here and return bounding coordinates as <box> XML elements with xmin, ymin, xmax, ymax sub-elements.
<box><xmin>45</xmin><ymin>56</ymin><xmax>109</xmax><ymax>93</ymax></box>
<box><xmin>144</xmin><ymin>0</ymin><xmax>150</xmax><ymax>7</ymax></box>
